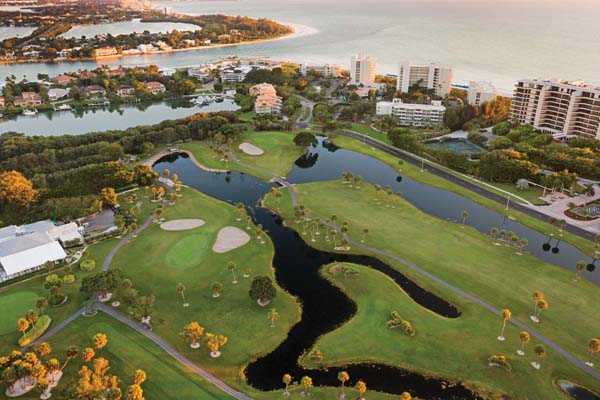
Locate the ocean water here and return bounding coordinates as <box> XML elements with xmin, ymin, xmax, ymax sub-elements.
<box><xmin>1</xmin><ymin>0</ymin><xmax>599</xmax><ymax>91</ymax></box>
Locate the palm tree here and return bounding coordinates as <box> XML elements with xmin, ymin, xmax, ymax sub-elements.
<box><xmin>373</xmin><ymin>184</ymin><xmax>382</xmax><ymax>202</ymax></box>
<box><xmin>584</xmin><ymin>183</ymin><xmax>595</xmax><ymax>198</ymax></box>
<box><xmin>490</xmin><ymin>227</ymin><xmax>499</xmax><ymax>242</ymax></box>
<box><xmin>228</xmin><ymin>262</ymin><xmax>238</xmax><ymax>284</ymax></box>
<box><xmin>246</xmin><ymin>215</ymin><xmax>252</xmax><ymax>230</ymax></box>
<box><xmin>211</xmin><ymin>282</ymin><xmax>223</xmax><ymax>298</ymax></box>
<box><xmin>353</xmin><ymin>175</ymin><xmax>362</xmax><ymax>189</ymax></box>
<box><xmin>531</xmin><ymin>291</ymin><xmax>544</xmax><ymax>317</ymax></box>
<box><xmin>236</xmin><ymin>203</ymin><xmax>245</xmax><ymax>221</ymax></box>
<box><xmin>461</xmin><ymin>210</ymin><xmax>469</xmax><ymax>226</ymax></box>
<box><xmin>282</xmin><ymin>374</ymin><xmax>292</xmax><ymax>397</ymax></box>
<box><xmin>517</xmin><ymin>331</ymin><xmax>530</xmax><ymax>356</ymax></box>
<box><xmin>355</xmin><ymin>380</ymin><xmax>367</xmax><ymax>400</ymax></box>
<box><xmin>518</xmin><ymin>238</ymin><xmax>528</xmax><ymax>254</ymax></box>
<box><xmin>532</xmin><ymin>345</ymin><xmax>545</xmax><ymax>369</ymax></box>
<box><xmin>274</xmin><ymin>190</ymin><xmax>283</xmax><ymax>213</ymax></box>
<box><xmin>498</xmin><ymin>309</ymin><xmax>511</xmax><ymax>341</ymax></box>
<box><xmin>361</xmin><ymin>228</ymin><xmax>369</xmax><ymax>243</ymax></box>
<box><xmin>268</xmin><ymin>308</ymin><xmax>279</xmax><ymax>328</ymax></box>
<box><xmin>36</xmin><ymin>298</ymin><xmax>48</xmax><ymax>316</ymax></box>
<box><xmin>300</xmin><ymin>376</ymin><xmax>312</xmax><ymax>397</ymax></box>
<box><xmin>61</xmin><ymin>346</ymin><xmax>79</xmax><ymax>370</ymax></box>
<box><xmin>176</xmin><ymin>283</ymin><xmax>188</xmax><ymax>307</ymax></box>
<box><xmin>574</xmin><ymin>260</ymin><xmax>586</xmax><ymax>281</ymax></box>
<box><xmin>16</xmin><ymin>318</ymin><xmax>29</xmax><ymax>338</ymax></box>
<box><xmin>558</xmin><ymin>219</ymin><xmax>567</xmax><ymax>236</ymax></box>
<box><xmin>587</xmin><ymin>338</ymin><xmax>600</xmax><ymax>367</ymax></box>
<box><xmin>337</xmin><ymin>371</ymin><xmax>349</xmax><ymax>399</ymax></box>
<box><xmin>93</xmin><ymin>333</ymin><xmax>108</xmax><ymax>354</ymax></box>
<box><xmin>331</xmin><ymin>229</ymin><xmax>338</xmax><ymax>248</ymax></box>
<box><xmin>535</xmin><ymin>299</ymin><xmax>549</xmax><ymax>321</ymax></box>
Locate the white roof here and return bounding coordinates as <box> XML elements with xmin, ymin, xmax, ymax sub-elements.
<box><xmin>0</xmin><ymin>239</ymin><xmax>66</xmax><ymax>276</ymax></box>
<box><xmin>48</xmin><ymin>222</ymin><xmax>83</xmax><ymax>243</ymax></box>
<box><xmin>48</xmin><ymin>88</ymin><xmax>69</xmax><ymax>99</ymax></box>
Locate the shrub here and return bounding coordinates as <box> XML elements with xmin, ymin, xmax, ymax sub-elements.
<box><xmin>18</xmin><ymin>315</ymin><xmax>52</xmax><ymax>347</ymax></box>
<box><xmin>249</xmin><ymin>276</ymin><xmax>277</xmax><ymax>304</ymax></box>
<box><xmin>488</xmin><ymin>354</ymin><xmax>512</xmax><ymax>371</ymax></box>
<box><xmin>80</xmin><ymin>258</ymin><xmax>96</xmax><ymax>271</ymax></box>
<box><xmin>63</xmin><ymin>274</ymin><xmax>76</xmax><ymax>284</ymax></box>
<box><xmin>386</xmin><ymin>311</ymin><xmax>416</xmax><ymax>336</ymax></box>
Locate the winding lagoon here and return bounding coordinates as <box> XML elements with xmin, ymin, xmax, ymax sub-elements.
<box><xmin>152</xmin><ymin>136</ymin><xmax>598</xmax><ymax>397</ymax></box>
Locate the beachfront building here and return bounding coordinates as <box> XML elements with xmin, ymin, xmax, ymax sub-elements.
<box><xmin>188</xmin><ymin>65</ymin><xmax>212</xmax><ymax>80</ymax></box>
<box><xmin>396</xmin><ymin>62</ymin><xmax>453</xmax><ymax>98</ymax></box>
<box><xmin>467</xmin><ymin>81</ymin><xmax>497</xmax><ymax>106</ymax></box>
<box><xmin>93</xmin><ymin>46</ymin><xmax>118</xmax><ymax>58</ymax></box>
<box><xmin>300</xmin><ymin>63</ymin><xmax>343</xmax><ymax>78</ymax></box>
<box><xmin>250</xmin><ymin>83</ymin><xmax>282</xmax><ymax>114</ymax></box>
<box><xmin>350</xmin><ymin>54</ymin><xmax>377</xmax><ymax>85</ymax></box>
<box><xmin>0</xmin><ymin>221</ymin><xmax>83</xmax><ymax>282</ymax></box>
<box><xmin>510</xmin><ymin>78</ymin><xmax>600</xmax><ymax>140</ymax></box>
<box><xmin>376</xmin><ymin>98</ymin><xmax>445</xmax><ymax>127</ymax></box>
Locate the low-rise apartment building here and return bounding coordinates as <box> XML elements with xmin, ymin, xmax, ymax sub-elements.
<box><xmin>376</xmin><ymin>98</ymin><xmax>445</xmax><ymax>127</ymax></box>
<box><xmin>510</xmin><ymin>78</ymin><xmax>600</xmax><ymax>140</ymax></box>
<box><xmin>93</xmin><ymin>46</ymin><xmax>118</xmax><ymax>58</ymax></box>
<box><xmin>250</xmin><ymin>83</ymin><xmax>282</xmax><ymax>115</ymax></box>
<box><xmin>300</xmin><ymin>63</ymin><xmax>343</xmax><ymax>78</ymax></box>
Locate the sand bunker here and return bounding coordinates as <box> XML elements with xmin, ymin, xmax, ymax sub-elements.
<box><xmin>212</xmin><ymin>226</ymin><xmax>251</xmax><ymax>253</ymax></box>
<box><xmin>238</xmin><ymin>142</ymin><xmax>264</xmax><ymax>156</ymax></box>
<box><xmin>161</xmin><ymin>219</ymin><xmax>205</xmax><ymax>231</ymax></box>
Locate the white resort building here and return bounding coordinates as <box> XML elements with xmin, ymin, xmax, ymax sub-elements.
<box><xmin>510</xmin><ymin>78</ymin><xmax>600</xmax><ymax>140</ymax></box>
<box><xmin>300</xmin><ymin>63</ymin><xmax>343</xmax><ymax>78</ymax></box>
<box><xmin>0</xmin><ymin>221</ymin><xmax>83</xmax><ymax>282</ymax></box>
<box><xmin>467</xmin><ymin>81</ymin><xmax>497</xmax><ymax>106</ymax></box>
<box><xmin>250</xmin><ymin>83</ymin><xmax>282</xmax><ymax>115</ymax></box>
<box><xmin>396</xmin><ymin>63</ymin><xmax>453</xmax><ymax>98</ymax></box>
<box><xmin>350</xmin><ymin>54</ymin><xmax>377</xmax><ymax>85</ymax></box>
<box><xmin>376</xmin><ymin>98</ymin><xmax>446</xmax><ymax>127</ymax></box>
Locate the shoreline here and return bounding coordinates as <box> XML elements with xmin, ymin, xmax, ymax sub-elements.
<box><xmin>0</xmin><ymin>22</ymin><xmax>317</xmax><ymax>67</ymax></box>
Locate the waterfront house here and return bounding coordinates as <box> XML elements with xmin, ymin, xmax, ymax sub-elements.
<box><xmin>106</xmin><ymin>68</ymin><xmax>125</xmax><ymax>77</ymax></box>
<box><xmin>116</xmin><ymin>85</ymin><xmax>135</xmax><ymax>96</ymax></box>
<box><xmin>82</xmin><ymin>85</ymin><xmax>107</xmax><ymax>98</ymax></box>
<box><xmin>93</xmin><ymin>46</ymin><xmax>118</xmax><ymax>58</ymax></box>
<box><xmin>138</xmin><ymin>44</ymin><xmax>157</xmax><ymax>53</ymax></box>
<box><xmin>159</xmin><ymin>67</ymin><xmax>176</xmax><ymax>77</ymax></box>
<box><xmin>51</xmin><ymin>74</ymin><xmax>77</xmax><ymax>87</ymax></box>
<box><xmin>48</xmin><ymin>88</ymin><xmax>69</xmax><ymax>101</ymax></box>
<box><xmin>250</xmin><ymin>83</ymin><xmax>282</xmax><ymax>115</ymax></box>
<box><xmin>144</xmin><ymin>81</ymin><xmax>166</xmax><ymax>94</ymax></box>
<box><xmin>79</xmin><ymin>71</ymin><xmax>98</xmax><ymax>80</ymax></box>
<box><xmin>188</xmin><ymin>66</ymin><xmax>211</xmax><ymax>81</ymax></box>
<box><xmin>14</xmin><ymin>92</ymin><xmax>43</xmax><ymax>107</ymax></box>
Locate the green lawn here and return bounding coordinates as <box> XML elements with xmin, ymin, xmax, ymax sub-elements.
<box><xmin>108</xmin><ymin>186</ymin><xmax>301</xmax><ymax>390</ymax></box>
<box><xmin>264</xmin><ymin>181</ymin><xmax>600</xmax><ymax>398</ymax></box>
<box><xmin>181</xmin><ymin>131</ymin><xmax>304</xmax><ymax>180</ymax></box>
<box><xmin>329</xmin><ymin>134</ymin><xmax>597</xmax><ymax>257</ymax></box>
<box><xmin>0</xmin><ymin>238</ymin><xmax>119</xmax><ymax>354</ymax></box>
<box><xmin>14</xmin><ymin>313</ymin><xmax>231</xmax><ymax>400</ymax></box>
<box><xmin>494</xmin><ymin>183</ymin><xmax>548</xmax><ymax>206</ymax></box>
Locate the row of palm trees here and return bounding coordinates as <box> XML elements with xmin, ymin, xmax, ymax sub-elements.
<box><xmin>281</xmin><ymin>372</ymin><xmax>413</xmax><ymax>399</ymax></box>
<box><xmin>489</xmin><ymin>227</ymin><xmax>529</xmax><ymax>254</ymax></box>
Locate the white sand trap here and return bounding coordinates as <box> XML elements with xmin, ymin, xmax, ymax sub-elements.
<box><xmin>212</xmin><ymin>226</ymin><xmax>251</xmax><ymax>253</ymax></box>
<box><xmin>161</xmin><ymin>219</ymin><xmax>205</xmax><ymax>231</ymax></box>
<box><xmin>239</xmin><ymin>142</ymin><xmax>264</xmax><ymax>156</ymax></box>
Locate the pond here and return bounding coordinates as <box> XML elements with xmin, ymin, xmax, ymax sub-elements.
<box><xmin>60</xmin><ymin>18</ymin><xmax>201</xmax><ymax>38</ymax></box>
<box><xmin>559</xmin><ymin>380</ymin><xmax>600</xmax><ymax>400</ymax></box>
<box><xmin>0</xmin><ymin>98</ymin><xmax>239</xmax><ymax>136</ymax></box>
<box><xmin>0</xmin><ymin>26</ymin><xmax>36</xmax><ymax>40</ymax></box>
<box><xmin>152</xmin><ymin>136</ymin><xmax>597</xmax><ymax>397</ymax></box>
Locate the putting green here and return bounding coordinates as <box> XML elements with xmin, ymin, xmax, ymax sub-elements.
<box><xmin>0</xmin><ymin>291</ymin><xmax>39</xmax><ymax>335</ymax></box>
<box><xmin>165</xmin><ymin>233</ymin><xmax>211</xmax><ymax>269</ymax></box>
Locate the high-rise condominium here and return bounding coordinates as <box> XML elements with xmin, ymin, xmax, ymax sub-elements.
<box><xmin>350</xmin><ymin>54</ymin><xmax>377</xmax><ymax>85</ymax></box>
<box><xmin>510</xmin><ymin>78</ymin><xmax>600</xmax><ymax>140</ymax></box>
<box><xmin>396</xmin><ymin>63</ymin><xmax>453</xmax><ymax>98</ymax></box>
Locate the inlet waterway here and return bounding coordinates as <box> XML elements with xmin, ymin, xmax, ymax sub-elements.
<box><xmin>152</xmin><ymin>136</ymin><xmax>597</xmax><ymax>397</ymax></box>
<box><xmin>0</xmin><ymin>98</ymin><xmax>239</xmax><ymax>136</ymax></box>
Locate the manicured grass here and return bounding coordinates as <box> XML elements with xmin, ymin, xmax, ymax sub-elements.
<box><xmin>494</xmin><ymin>182</ymin><xmax>548</xmax><ymax>206</ymax></box>
<box><xmin>14</xmin><ymin>314</ymin><xmax>231</xmax><ymax>400</ymax></box>
<box><xmin>181</xmin><ymin>130</ymin><xmax>304</xmax><ymax>180</ymax></box>
<box><xmin>330</xmin><ymin>134</ymin><xmax>597</xmax><ymax>257</ymax></box>
<box><xmin>264</xmin><ymin>181</ymin><xmax>600</xmax><ymax>398</ymax></box>
<box><xmin>350</xmin><ymin>123</ymin><xmax>390</xmax><ymax>144</ymax></box>
<box><xmin>108</xmin><ymin>187</ymin><xmax>301</xmax><ymax>390</ymax></box>
<box><xmin>231</xmin><ymin>131</ymin><xmax>304</xmax><ymax>178</ymax></box>
<box><xmin>0</xmin><ymin>238</ymin><xmax>119</xmax><ymax>354</ymax></box>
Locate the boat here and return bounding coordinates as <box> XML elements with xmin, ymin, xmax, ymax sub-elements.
<box><xmin>22</xmin><ymin>109</ymin><xmax>37</xmax><ymax>116</ymax></box>
<box><xmin>55</xmin><ymin>104</ymin><xmax>72</xmax><ymax>111</ymax></box>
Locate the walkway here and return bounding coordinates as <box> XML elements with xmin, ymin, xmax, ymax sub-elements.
<box><xmin>97</xmin><ymin>303</ymin><xmax>252</xmax><ymax>400</ymax></box>
<box><xmin>232</xmin><ymin>152</ymin><xmax>600</xmax><ymax>382</ymax></box>
<box><xmin>102</xmin><ymin>216</ymin><xmax>154</xmax><ymax>271</ymax></box>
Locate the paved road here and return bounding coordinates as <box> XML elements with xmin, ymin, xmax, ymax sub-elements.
<box><xmin>296</xmin><ymin>95</ymin><xmax>315</xmax><ymax>129</ymax></box>
<box><xmin>25</xmin><ymin>305</ymin><xmax>90</xmax><ymax>349</ymax></box>
<box><xmin>97</xmin><ymin>303</ymin><xmax>251</xmax><ymax>400</ymax></box>
<box><xmin>336</xmin><ymin>129</ymin><xmax>597</xmax><ymax>242</ymax></box>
